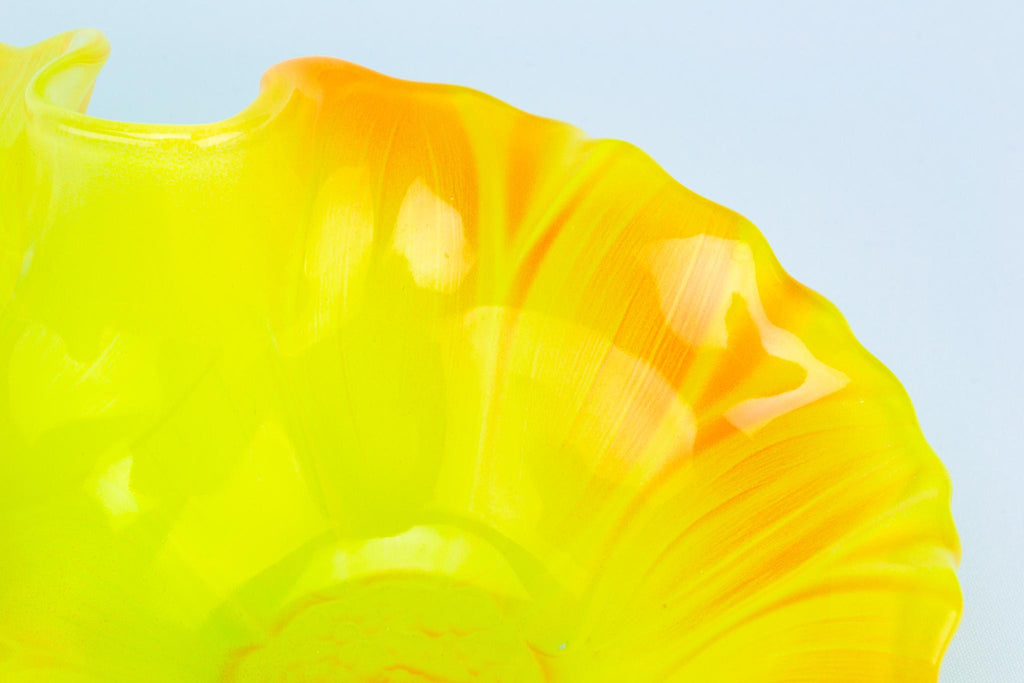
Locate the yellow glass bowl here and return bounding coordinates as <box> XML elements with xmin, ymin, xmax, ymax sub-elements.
<box><xmin>0</xmin><ymin>29</ymin><xmax>960</xmax><ymax>682</ymax></box>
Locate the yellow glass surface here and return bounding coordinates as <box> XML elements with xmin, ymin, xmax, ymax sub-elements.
<box><xmin>0</xmin><ymin>29</ymin><xmax>960</xmax><ymax>681</ymax></box>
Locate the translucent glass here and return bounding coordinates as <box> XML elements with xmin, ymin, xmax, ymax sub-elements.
<box><xmin>0</xmin><ymin>29</ymin><xmax>960</xmax><ymax>681</ymax></box>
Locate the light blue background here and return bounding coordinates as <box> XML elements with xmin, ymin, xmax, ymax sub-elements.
<box><xmin>5</xmin><ymin>1</ymin><xmax>1021</xmax><ymax>679</ymax></box>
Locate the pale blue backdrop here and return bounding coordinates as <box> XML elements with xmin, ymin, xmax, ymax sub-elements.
<box><xmin>5</xmin><ymin>1</ymin><xmax>1021</xmax><ymax>679</ymax></box>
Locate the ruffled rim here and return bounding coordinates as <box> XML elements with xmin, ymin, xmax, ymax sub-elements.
<box><xmin>19</xmin><ymin>28</ymin><xmax>292</xmax><ymax>146</ymax></box>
